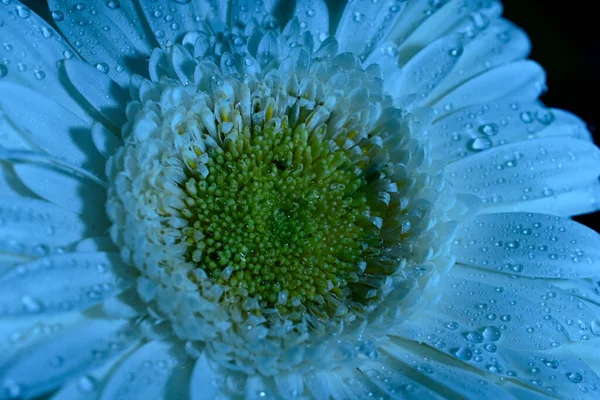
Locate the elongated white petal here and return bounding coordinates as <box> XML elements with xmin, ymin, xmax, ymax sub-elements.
<box><xmin>378</xmin><ymin>339</ymin><xmax>515</xmax><ymax>399</ymax></box>
<box><xmin>92</xmin><ymin>123</ymin><xmax>122</xmax><ymax>160</ymax></box>
<box><xmin>392</xmin><ymin>0</ymin><xmax>501</xmax><ymax>62</ymax></box>
<box><xmin>0</xmin><ymin>161</ymin><xmax>32</xmax><ymax>198</ymax></box>
<box><xmin>429</xmin><ymin>19</ymin><xmax>531</xmax><ymax>102</ymax></box>
<box><xmin>102</xmin><ymin>288</ymin><xmax>145</xmax><ymax>319</ymax></box>
<box><xmin>359</xmin><ymin>360</ymin><xmax>446</xmax><ymax>399</ymax></box>
<box><xmin>335</xmin><ymin>0</ymin><xmax>407</xmax><ymax>57</ymax></box>
<box><xmin>293</xmin><ymin>0</ymin><xmax>329</xmax><ymax>41</ymax></box>
<box><xmin>430</xmin><ymin>100</ymin><xmax>553</xmax><ymax>163</ymax></box>
<box><xmin>100</xmin><ymin>341</ymin><xmax>188</xmax><ymax>400</ymax></box>
<box><xmin>0</xmin><ymin>82</ymin><xmax>105</xmax><ymax>177</ymax></box>
<box><xmin>0</xmin><ymin>252</ymin><xmax>133</xmax><ymax>317</ymax></box>
<box><xmin>48</xmin><ymin>0</ymin><xmax>153</xmax><ymax>86</ymax></box>
<box><xmin>0</xmin><ymin>318</ymin><xmax>139</xmax><ymax>400</ymax></box>
<box><xmin>433</xmin><ymin>61</ymin><xmax>545</xmax><ymax>114</ymax></box>
<box><xmin>0</xmin><ymin>2</ymin><xmax>90</xmax><ymax>121</ymax></box>
<box><xmin>13</xmin><ymin>162</ymin><xmax>107</xmax><ymax>218</ymax></box>
<box><xmin>453</xmin><ymin>213</ymin><xmax>600</xmax><ymax>278</ymax></box>
<box><xmin>138</xmin><ymin>0</ymin><xmax>215</xmax><ymax>48</ymax></box>
<box><xmin>535</xmin><ymin>108</ymin><xmax>593</xmax><ymax>142</ymax></box>
<box><xmin>274</xmin><ymin>373</ymin><xmax>304</xmax><ymax>399</ymax></box>
<box><xmin>75</xmin><ymin>237</ymin><xmax>118</xmax><ymax>253</ymax></box>
<box><xmin>189</xmin><ymin>352</ymin><xmax>223</xmax><ymax>400</ymax></box>
<box><xmin>64</xmin><ymin>60</ymin><xmax>128</xmax><ymax>128</ymax></box>
<box><xmin>446</xmin><ymin>137</ymin><xmax>600</xmax><ymax>206</ymax></box>
<box><xmin>393</xmin><ymin>34</ymin><xmax>463</xmax><ymax>105</ymax></box>
<box><xmin>50</xmin><ymin>339</ymin><xmax>138</xmax><ymax>400</ymax></box>
<box><xmin>0</xmin><ymin>197</ymin><xmax>102</xmax><ymax>258</ymax></box>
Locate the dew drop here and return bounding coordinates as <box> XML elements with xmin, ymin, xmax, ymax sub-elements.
<box><xmin>454</xmin><ymin>346</ymin><xmax>473</xmax><ymax>361</ymax></box>
<box><xmin>466</xmin><ymin>331</ymin><xmax>484</xmax><ymax>343</ymax></box>
<box><xmin>446</xmin><ymin>321</ymin><xmax>458</xmax><ymax>330</ymax></box>
<box><xmin>77</xmin><ymin>375</ymin><xmax>97</xmax><ymax>393</ymax></box>
<box><xmin>40</xmin><ymin>27</ymin><xmax>54</xmax><ymax>39</ymax></box>
<box><xmin>21</xmin><ymin>295</ymin><xmax>43</xmax><ymax>313</ymax></box>
<box><xmin>566</xmin><ymin>372</ymin><xmax>583</xmax><ymax>383</ymax></box>
<box><xmin>482</xmin><ymin>326</ymin><xmax>501</xmax><ymax>342</ymax></box>
<box><xmin>106</xmin><ymin>0</ymin><xmax>120</xmax><ymax>9</ymax></box>
<box><xmin>448</xmin><ymin>47</ymin><xmax>463</xmax><ymax>57</ymax></box>
<box><xmin>520</xmin><ymin>111</ymin><xmax>533</xmax><ymax>123</ymax></box>
<box><xmin>352</xmin><ymin>12</ymin><xmax>365</xmax><ymax>23</ymax></box>
<box><xmin>467</xmin><ymin>137</ymin><xmax>492</xmax><ymax>152</ymax></box>
<box><xmin>16</xmin><ymin>5</ymin><xmax>31</xmax><ymax>19</ymax></box>
<box><xmin>95</xmin><ymin>62</ymin><xmax>109</xmax><ymax>74</ymax></box>
<box><xmin>34</xmin><ymin>70</ymin><xmax>46</xmax><ymax>81</ymax></box>
<box><xmin>478</xmin><ymin>123</ymin><xmax>499</xmax><ymax>136</ymax></box>
<box><xmin>51</xmin><ymin>10</ymin><xmax>65</xmax><ymax>21</ymax></box>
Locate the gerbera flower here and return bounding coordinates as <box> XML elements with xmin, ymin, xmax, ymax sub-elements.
<box><xmin>1</xmin><ymin>0</ymin><xmax>599</xmax><ymax>398</ymax></box>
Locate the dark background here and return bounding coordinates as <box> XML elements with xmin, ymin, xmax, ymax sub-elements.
<box><xmin>20</xmin><ymin>0</ymin><xmax>599</xmax><ymax>231</ymax></box>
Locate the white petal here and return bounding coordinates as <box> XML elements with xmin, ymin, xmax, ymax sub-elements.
<box><xmin>0</xmin><ymin>317</ymin><xmax>139</xmax><ymax>400</ymax></box>
<box><xmin>393</xmin><ymin>33</ymin><xmax>463</xmax><ymax>105</ymax></box>
<box><xmin>430</xmin><ymin>101</ymin><xmax>552</xmax><ymax>163</ymax></box>
<box><xmin>102</xmin><ymin>288</ymin><xmax>145</xmax><ymax>319</ymax></box>
<box><xmin>50</xmin><ymin>341</ymin><xmax>135</xmax><ymax>400</ymax></box>
<box><xmin>189</xmin><ymin>352</ymin><xmax>223</xmax><ymax>400</ymax></box>
<box><xmin>433</xmin><ymin>61</ymin><xmax>545</xmax><ymax>114</ymax></box>
<box><xmin>0</xmin><ymin>197</ymin><xmax>104</xmax><ymax>258</ymax></box>
<box><xmin>274</xmin><ymin>373</ymin><xmax>304</xmax><ymax>399</ymax></box>
<box><xmin>391</xmin><ymin>0</ymin><xmax>502</xmax><ymax>62</ymax></box>
<box><xmin>306</xmin><ymin>369</ymin><xmax>383</xmax><ymax>400</ymax></box>
<box><xmin>138</xmin><ymin>0</ymin><xmax>215</xmax><ymax>48</ymax></box>
<box><xmin>0</xmin><ymin>160</ymin><xmax>36</xmax><ymax>198</ymax></box>
<box><xmin>64</xmin><ymin>60</ymin><xmax>128</xmax><ymax>128</ymax></box>
<box><xmin>0</xmin><ymin>82</ymin><xmax>105</xmax><ymax>177</ymax></box>
<box><xmin>446</xmin><ymin>137</ymin><xmax>600</xmax><ymax>206</ymax></box>
<box><xmin>335</xmin><ymin>0</ymin><xmax>407</xmax><ymax>57</ymax></box>
<box><xmin>0</xmin><ymin>2</ymin><xmax>91</xmax><ymax>121</ymax></box>
<box><xmin>499</xmin><ymin>346</ymin><xmax>600</xmax><ymax>399</ymax></box>
<box><xmin>92</xmin><ymin>122</ymin><xmax>122</xmax><ymax>160</ymax></box>
<box><xmin>453</xmin><ymin>213</ymin><xmax>600</xmax><ymax>278</ymax></box>
<box><xmin>536</xmin><ymin>108</ymin><xmax>593</xmax><ymax>142</ymax></box>
<box><xmin>429</xmin><ymin>19</ymin><xmax>531</xmax><ymax>102</ymax></box>
<box><xmin>451</xmin><ymin>267</ymin><xmax>600</xmax><ymax>342</ymax></box>
<box><xmin>0</xmin><ymin>252</ymin><xmax>133</xmax><ymax>316</ymax></box>
<box><xmin>359</xmin><ymin>360</ymin><xmax>445</xmax><ymax>399</ymax></box>
<box><xmin>48</xmin><ymin>0</ymin><xmax>153</xmax><ymax>86</ymax></box>
<box><xmin>75</xmin><ymin>237</ymin><xmax>118</xmax><ymax>253</ymax></box>
<box><xmin>100</xmin><ymin>340</ymin><xmax>188</xmax><ymax>400</ymax></box>
<box><xmin>293</xmin><ymin>0</ymin><xmax>329</xmax><ymax>41</ymax></box>
<box><xmin>483</xmin><ymin>180</ymin><xmax>600</xmax><ymax>217</ymax></box>
<box><xmin>377</xmin><ymin>340</ymin><xmax>515</xmax><ymax>399</ymax></box>
<box><xmin>13</xmin><ymin>162</ymin><xmax>107</xmax><ymax>218</ymax></box>
<box><xmin>230</xmin><ymin>0</ymin><xmax>269</xmax><ymax>27</ymax></box>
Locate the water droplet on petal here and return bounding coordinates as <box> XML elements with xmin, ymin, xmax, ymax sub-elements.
<box><xmin>16</xmin><ymin>5</ymin><xmax>31</xmax><ymax>19</ymax></box>
<box><xmin>106</xmin><ymin>0</ymin><xmax>120</xmax><ymax>9</ymax></box>
<box><xmin>478</xmin><ymin>123</ymin><xmax>499</xmax><ymax>136</ymax></box>
<box><xmin>95</xmin><ymin>62</ymin><xmax>109</xmax><ymax>74</ymax></box>
<box><xmin>52</xmin><ymin>10</ymin><xmax>65</xmax><ymax>21</ymax></box>
<box><xmin>482</xmin><ymin>326</ymin><xmax>501</xmax><ymax>342</ymax></box>
<box><xmin>454</xmin><ymin>346</ymin><xmax>473</xmax><ymax>361</ymax></box>
<box><xmin>467</xmin><ymin>137</ymin><xmax>493</xmax><ymax>152</ymax></box>
<box><xmin>567</xmin><ymin>372</ymin><xmax>583</xmax><ymax>383</ymax></box>
<box><xmin>77</xmin><ymin>375</ymin><xmax>97</xmax><ymax>393</ymax></box>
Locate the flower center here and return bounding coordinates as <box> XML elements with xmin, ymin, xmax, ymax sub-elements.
<box><xmin>181</xmin><ymin>121</ymin><xmax>370</xmax><ymax>310</ymax></box>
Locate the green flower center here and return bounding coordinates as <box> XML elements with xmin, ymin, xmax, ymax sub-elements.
<box><xmin>181</xmin><ymin>120</ymin><xmax>372</xmax><ymax>310</ymax></box>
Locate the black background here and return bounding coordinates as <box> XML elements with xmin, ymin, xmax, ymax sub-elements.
<box><xmin>19</xmin><ymin>0</ymin><xmax>600</xmax><ymax>231</ymax></box>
